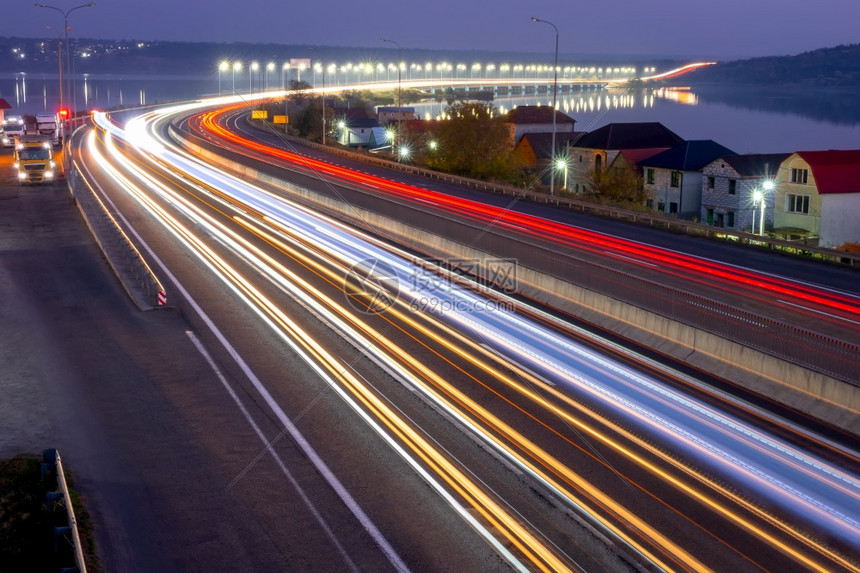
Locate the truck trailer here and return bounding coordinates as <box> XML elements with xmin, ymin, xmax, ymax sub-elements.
<box><xmin>34</xmin><ymin>112</ymin><xmax>63</xmax><ymax>147</ymax></box>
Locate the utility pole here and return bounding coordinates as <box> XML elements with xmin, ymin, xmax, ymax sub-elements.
<box><xmin>381</xmin><ymin>38</ymin><xmax>402</xmax><ymax>160</ymax></box>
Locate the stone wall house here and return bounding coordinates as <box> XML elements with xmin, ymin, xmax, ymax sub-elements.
<box><xmin>700</xmin><ymin>153</ymin><xmax>789</xmax><ymax>231</ymax></box>
<box><xmin>640</xmin><ymin>140</ymin><xmax>737</xmax><ymax>217</ymax></box>
<box><xmin>568</xmin><ymin>122</ymin><xmax>684</xmax><ymax>195</ymax></box>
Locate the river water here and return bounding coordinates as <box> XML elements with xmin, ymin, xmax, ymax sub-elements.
<box><xmin>2</xmin><ymin>73</ymin><xmax>859</xmax><ymax>154</ymax></box>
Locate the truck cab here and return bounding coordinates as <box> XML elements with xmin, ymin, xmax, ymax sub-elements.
<box><xmin>2</xmin><ymin>116</ymin><xmax>26</xmax><ymax>147</ymax></box>
<box><xmin>13</xmin><ymin>136</ymin><xmax>56</xmax><ymax>185</ymax></box>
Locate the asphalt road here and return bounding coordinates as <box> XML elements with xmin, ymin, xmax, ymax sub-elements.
<box><xmin>0</xmin><ymin>148</ymin><xmax>510</xmax><ymax>571</ymax></box>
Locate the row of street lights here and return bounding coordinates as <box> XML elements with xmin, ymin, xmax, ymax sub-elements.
<box><xmin>218</xmin><ymin>60</ymin><xmax>311</xmax><ymax>94</ymax></box>
<box><xmin>217</xmin><ymin>57</ymin><xmax>631</xmax><ymax>98</ymax></box>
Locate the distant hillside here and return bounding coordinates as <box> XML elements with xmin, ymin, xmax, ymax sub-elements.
<box><xmin>684</xmin><ymin>44</ymin><xmax>860</xmax><ymax>87</ymax></box>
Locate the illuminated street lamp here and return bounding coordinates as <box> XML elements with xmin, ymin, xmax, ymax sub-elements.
<box><xmin>35</xmin><ymin>1</ymin><xmax>95</xmax><ymax>132</ymax></box>
<box><xmin>754</xmin><ymin>179</ymin><xmax>775</xmax><ymax>236</ymax></box>
<box><xmin>380</xmin><ymin>38</ymin><xmax>403</xmax><ymax>160</ymax></box>
<box><xmin>232</xmin><ymin>61</ymin><xmax>242</xmax><ymax>93</ymax></box>
<box><xmin>531</xmin><ymin>16</ymin><xmax>559</xmax><ymax>196</ymax></box>
<box><xmin>250</xmin><ymin>61</ymin><xmax>259</xmax><ymax>93</ymax></box>
<box><xmin>218</xmin><ymin>60</ymin><xmax>229</xmax><ymax>94</ymax></box>
<box><xmin>555</xmin><ymin>157</ymin><xmax>569</xmax><ymax>190</ymax></box>
<box><xmin>337</xmin><ymin>119</ymin><xmax>349</xmax><ymax>145</ymax></box>
<box><xmin>266</xmin><ymin>61</ymin><xmax>275</xmax><ymax>91</ymax></box>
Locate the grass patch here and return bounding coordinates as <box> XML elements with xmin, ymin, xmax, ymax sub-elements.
<box><xmin>0</xmin><ymin>454</ymin><xmax>100</xmax><ymax>573</ymax></box>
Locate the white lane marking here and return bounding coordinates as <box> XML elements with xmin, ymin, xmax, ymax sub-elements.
<box><xmin>187</xmin><ymin>331</ymin><xmax>360</xmax><ymax>572</ymax></box>
<box><xmin>603</xmin><ymin>251</ymin><xmax>659</xmax><ymax>268</ymax></box>
<box><xmin>777</xmin><ymin>298</ymin><xmax>860</xmax><ymax>326</ymax></box>
<box><xmin>82</xmin><ymin>159</ymin><xmax>410</xmax><ymax>572</ymax></box>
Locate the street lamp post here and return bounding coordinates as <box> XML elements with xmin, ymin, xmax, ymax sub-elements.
<box><xmin>531</xmin><ymin>16</ymin><xmax>559</xmax><ymax>196</ymax></box>
<box><xmin>759</xmin><ymin>180</ymin><xmax>774</xmax><ymax>236</ymax></box>
<box><xmin>232</xmin><ymin>61</ymin><xmax>242</xmax><ymax>93</ymax></box>
<box><xmin>218</xmin><ymin>60</ymin><xmax>229</xmax><ymax>94</ymax></box>
<box><xmin>250</xmin><ymin>61</ymin><xmax>258</xmax><ymax>94</ymax></box>
<box><xmin>35</xmin><ymin>2</ymin><xmax>95</xmax><ymax>133</ymax></box>
<box><xmin>266</xmin><ymin>61</ymin><xmax>274</xmax><ymax>92</ymax></box>
<box><xmin>380</xmin><ymin>38</ymin><xmax>403</xmax><ymax>160</ymax></box>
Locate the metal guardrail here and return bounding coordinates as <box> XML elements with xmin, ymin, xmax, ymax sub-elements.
<box><xmin>563</xmin><ymin>254</ymin><xmax>860</xmax><ymax>385</ymax></box>
<box><xmin>41</xmin><ymin>448</ymin><xmax>87</xmax><ymax>573</ymax></box>
<box><xmin>264</xmin><ymin>126</ymin><xmax>860</xmax><ymax>269</ymax></box>
<box><xmin>66</xmin><ymin>160</ymin><xmax>167</xmax><ymax>310</ymax></box>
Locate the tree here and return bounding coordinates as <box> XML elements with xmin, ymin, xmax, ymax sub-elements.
<box><xmin>422</xmin><ymin>102</ymin><xmax>524</xmax><ymax>182</ymax></box>
<box><xmin>588</xmin><ymin>165</ymin><xmax>646</xmax><ymax>205</ymax></box>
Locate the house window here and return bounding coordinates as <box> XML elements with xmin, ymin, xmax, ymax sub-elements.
<box><xmin>790</xmin><ymin>168</ymin><xmax>809</xmax><ymax>184</ymax></box>
<box><xmin>646</xmin><ymin>168</ymin><xmax>655</xmax><ymax>184</ymax></box>
<box><xmin>669</xmin><ymin>202</ymin><xmax>679</xmax><ymax>214</ymax></box>
<box><xmin>657</xmin><ymin>201</ymin><xmax>665</xmax><ymax>212</ymax></box>
<box><xmin>728</xmin><ymin>180</ymin><xmax>736</xmax><ymax>195</ymax></box>
<box><xmin>646</xmin><ymin>199</ymin><xmax>654</xmax><ymax>209</ymax></box>
<box><xmin>706</xmin><ymin>208</ymin><xmax>714</xmax><ymax>225</ymax></box>
<box><xmin>670</xmin><ymin>171</ymin><xmax>681</xmax><ymax>188</ymax></box>
<box><xmin>595</xmin><ymin>155</ymin><xmax>603</xmax><ymax>171</ymax></box>
<box><xmin>787</xmin><ymin>194</ymin><xmax>810</xmax><ymax>214</ymax></box>
<box><xmin>727</xmin><ymin>211</ymin><xmax>735</xmax><ymax>228</ymax></box>
<box><xmin>707</xmin><ymin>177</ymin><xmax>715</xmax><ymax>189</ymax></box>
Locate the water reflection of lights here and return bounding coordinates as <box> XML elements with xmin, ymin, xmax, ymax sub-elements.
<box><xmin>411</xmin><ymin>87</ymin><xmax>697</xmax><ymax>120</ymax></box>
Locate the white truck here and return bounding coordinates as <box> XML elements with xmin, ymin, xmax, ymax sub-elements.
<box><xmin>1</xmin><ymin>116</ymin><xmax>26</xmax><ymax>147</ymax></box>
<box><xmin>34</xmin><ymin>112</ymin><xmax>63</xmax><ymax>147</ymax></box>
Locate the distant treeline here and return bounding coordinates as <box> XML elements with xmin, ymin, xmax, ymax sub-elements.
<box><xmin>2</xmin><ymin>36</ymin><xmax>859</xmax><ymax>88</ymax></box>
<box><xmin>682</xmin><ymin>44</ymin><xmax>860</xmax><ymax>88</ymax></box>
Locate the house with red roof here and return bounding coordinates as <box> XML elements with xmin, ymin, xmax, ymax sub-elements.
<box><xmin>0</xmin><ymin>98</ymin><xmax>12</xmax><ymax>124</ymax></box>
<box><xmin>504</xmin><ymin>105</ymin><xmax>576</xmax><ymax>147</ymax></box>
<box><xmin>774</xmin><ymin>150</ymin><xmax>860</xmax><ymax>248</ymax></box>
<box><xmin>567</xmin><ymin>122</ymin><xmax>685</xmax><ymax>195</ymax></box>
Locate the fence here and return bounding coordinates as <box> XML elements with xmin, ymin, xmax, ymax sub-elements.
<box><xmin>41</xmin><ymin>448</ymin><xmax>87</xmax><ymax>573</ymax></box>
<box><xmin>66</xmin><ymin>161</ymin><xmax>166</xmax><ymax>310</ymax></box>
<box><xmin>560</xmin><ymin>252</ymin><xmax>860</xmax><ymax>384</ymax></box>
<box><xmin>261</xmin><ymin>125</ymin><xmax>860</xmax><ymax>269</ymax></box>
<box><xmin>194</xmin><ymin>123</ymin><xmax>860</xmax><ymax>385</ymax></box>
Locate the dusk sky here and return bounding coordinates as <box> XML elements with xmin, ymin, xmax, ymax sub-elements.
<box><xmin>9</xmin><ymin>0</ymin><xmax>860</xmax><ymax>60</ymax></box>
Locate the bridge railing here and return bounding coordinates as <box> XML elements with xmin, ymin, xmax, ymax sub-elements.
<box><xmin>185</xmin><ymin>123</ymin><xmax>860</xmax><ymax>385</ymax></box>
<box><xmin>65</xmin><ymin>151</ymin><xmax>167</xmax><ymax>310</ymax></box>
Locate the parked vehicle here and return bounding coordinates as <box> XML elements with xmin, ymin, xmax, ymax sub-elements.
<box><xmin>34</xmin><ymin>112</ymin><xmax>63</xmax><ymax>147</ymax></box>
<box><xmin>13</xmin><ymin>135</ymin><xmax>56</xmax><ymax>185</ymax></box>
<box><xmin>1</xmin><ymin>116</ymin><xmax>25</xmax><ymax>147</ymax></box>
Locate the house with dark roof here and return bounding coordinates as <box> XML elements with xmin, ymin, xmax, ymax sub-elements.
<box><xmin>639</xmin><ymin>140</ymin><xmax>737</xmax><ymax>217</ymax></box>
<box><xmin>700</xmin><ymin>153</ymin><xmax>789</xmax><ymax>231</ymax></box>
<box><xmin>504</xmin><ymin>105</ymin><xmax>576</xmax><ymax>146</ymax></box>
<box><xmin>568</xmin><ymin>122</ymin><xmax>685</xmax><ymax>194</ymax></box>
<box><xmin>774</xmin><ymin>150</ymin><xmax>860</xmax><ymax>248</ymax></box>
